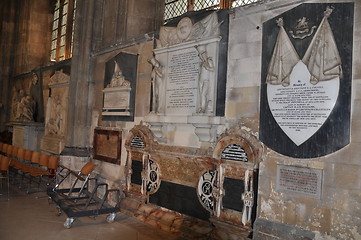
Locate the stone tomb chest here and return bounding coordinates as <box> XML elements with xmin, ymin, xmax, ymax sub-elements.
<box><xmin>122</xmin><ymin>124</ymin><xmax>262</xmax><ymax>240</ymax></box>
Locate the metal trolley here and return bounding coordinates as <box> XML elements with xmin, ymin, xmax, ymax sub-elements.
<box><xmin>47</xmin><ymin>162</ymin><xmax>121</xmax><ymax>229</ymax></box>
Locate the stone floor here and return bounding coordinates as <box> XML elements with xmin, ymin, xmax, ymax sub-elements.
<box><xmin>0</xmin><ymin>183</ymin><xmax>182</xmax><ymax>240</ymax></box>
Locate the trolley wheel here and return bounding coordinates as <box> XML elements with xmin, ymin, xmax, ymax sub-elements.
<box><xmin>55</xmin><ymin>206</ymin><xmax>62</xmax><ymax>216</ymax></box>
<box><xmin>64</xmin><ymin>218</ymin><xmax>75</xmax><ymax>229</ymax></box>
<box><xmin>106</xmin><ymin>213</ymin><xmax>116</xmax><ymax>223</ymax></box>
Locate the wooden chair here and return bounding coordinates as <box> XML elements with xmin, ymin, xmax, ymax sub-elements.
<box><xmin>29</xmin><ymin>155</ymin><xmax>59</xmax><ymax>183</ymax></box>
<box><xmin>4</xmin><ymin>144</ymin><xmax>13</xmax><ymax>157</ymax></box>
<box><xmin>22</xmin><ymin>149</ymin><xmax>33</xmax><ymax>167</ymax></box>
<box><xmin>19</xmin><ymin>151</ymin><xmax>41</xmax><ymax>190</ymax></box>
<box><xmin>16</xmin><ymin>148</ymin><xmax>33</xmax><ymax>188</ymax></box>
<box><xmin>1</xmin><ymin>144</ymin><xmax>7</xmax><ymax>155</ymax></box>
<box><xmin>30</xmin><ymin>151</ymin><xmax>41</xmax><ymax>166</ymax></box>
<box><xmin>54</xmin><ymin>162</ymin><xmax>97</xmax><ymax>197</ymax></box>
<box><xmin>10</xmin><ymin>146</ymin><xmax>19</xmax><ymax>160</ymax></box>
<box><xmin>27</xmin><ymin>153</ymin><xmax>50</xmax><ymax>192</ymax></box>
<box><xmin>0</xmin><ymin>155</ymin><xmax>12</xmax><ymax>201</ymax></box>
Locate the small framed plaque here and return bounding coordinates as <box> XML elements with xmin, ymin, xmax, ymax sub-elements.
<box><xmin>93</xmin><ymin>129</ymin><xmax>121</xmax><ymax>165</ymax></box>
<box><xmin>276</xmin><ymin>164</ymin><xmax>323</xmax><ymax>199</ymax></box>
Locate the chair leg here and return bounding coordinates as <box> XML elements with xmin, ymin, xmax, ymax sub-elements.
<box><xmin>27</xmin><ymin>176</ymin><xmax>33</xmax><ymax>194</ymax></box>
<box><xmin>19</xmin><ymin>172</ymin><xmax>25</xmax><ymax>189</ymax></box>
<box><xmin>7</xmin><ymin>172</ymin><xmax>10</xmax><ymax>201</ymax></box>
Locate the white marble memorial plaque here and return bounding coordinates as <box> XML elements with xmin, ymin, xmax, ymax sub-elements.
<box><xmin>276</xmin><ymin>164</ymin><xmax>323</xmax><ymax>199</ymax></box>
<box><xmin>165</xmin><ymin>48</ymin><xmax>199</xmax><ymax>115</ymax></box>
<box><xmin>267</xmin><ymin>61</ymin><xmax>339</xmax><ymax>146</ymax></box>
<box><xmin>102</xmin><ymin>86</ymin><xmax>131</xmax><ymax>116</ymax></box>
<box><xmin>103</xmin><ymin>87</ymin><xmax>130</xmax><ymax>109</ymax></box>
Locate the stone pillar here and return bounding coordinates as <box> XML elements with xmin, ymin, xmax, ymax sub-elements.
<box><xmin>64</xmin><ymin>0</ymin><xmax>95</xmax><ymax>156</ymax></box>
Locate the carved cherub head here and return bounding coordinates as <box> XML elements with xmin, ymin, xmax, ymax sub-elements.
<box><xmin>32</xmin><ymin>72</ymin><xmax>39</xmax><ymax>85</ymax></box>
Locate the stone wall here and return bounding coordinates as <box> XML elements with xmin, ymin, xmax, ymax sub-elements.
<box><xmin>224</xmin><ymin>0</ymin><xmax>361</xmax><ymax>239</ymax></box>
<box><xmin>1</xmin><ymin>0</ymin><xmax>360</xmax><ymax>239</ymax></box>
<box><xmin>88</xmin><ymin>41</ymin><xmax>154</xmax><ymax>190</ymax></box>
<box><xmin>0</xmin><ymin>0</ymin><xmax>52</xmax><ymax>131</ymax></box>
<box><xmin>83</xmin><ymin>0</ymin><xmax>361</xmax><ymax>239</ymax></box>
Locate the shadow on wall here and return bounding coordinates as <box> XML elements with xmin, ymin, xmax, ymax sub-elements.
<box><xmin>0</xmin><ymin>131</ymin><xmax>12</xmax><ymax>144</ymax></box>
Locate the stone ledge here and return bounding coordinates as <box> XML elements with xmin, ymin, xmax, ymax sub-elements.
<box><xmin>253</xmin><ymin>218</ymin><xmax>315</xmax><ymax>240</ymax></box>
<box><xmin>61</xmin><ymin>146</ymin><xmax>91</xmax><ymax>157</ymax></box>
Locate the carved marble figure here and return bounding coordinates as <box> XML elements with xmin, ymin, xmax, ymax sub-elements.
<box><xmin>107</xmin><ymin>61</ymin><xmax>130</xmax><ymax>88</ymax></box>
<box><xmin>29</xmin><ymin>72</ymin><xmax>41</xmax><ymax>121</ymax></box>
<box><xmin>159</xmin><ymin>12</ymin><xmax>221</xmax><ymax>47</ymax></box>
<box><xmin>15</xmin><ymin>90</ymin><xmax>35</xmax><ymax>122</ymax></box>
<box><xmin>11</xmin><ymin>87</ymin><xmax>19</xmax><ymax>121</ymax></box>
<box><xmin>47</xmin><ymin>94</ymin><xmax>62</xmax><ymax>136</ymax></box>
<box><xmin>267</xmin><ymin>7</ymin><xmax>342</xmax><ymax>87</ymax></box>
<box><xmin>266</xmin><ymin>18</ymin><xmax>299</xmax><ymax>87</ymax></box>
<box><xmin>196</xmin><ymin>45</ymin><xmax>214</xmax><ymax>113</ymax></box>
<box><xmin>302</xmin><ymin>6</ymin><xmax>342</xmax><ymax>85</ymax></box>
<box><xmin>148</xmin><ymin>57</ymin><xmax>164</xmax><ymax>113</ymax></box>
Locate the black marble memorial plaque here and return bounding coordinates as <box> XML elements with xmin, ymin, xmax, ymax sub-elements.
<box><xmin>131</xmin><ymin>160</ymin><xmax>142</xmax><ymax>185</ymax></box>
<box><xmin>149</xmin><ymin>180</ymin><xmax>210</xmax><ymax>221</ymax></box>
<box><xmin>222</xmin><ymin>177</ymin><xmax>244</xmax><ymax>212</ymax></box>
<box><xmin>102</xmin><ymin>52</ymin><xmax>138</xmax><ymax>122</ymax></box>
<box><xmin>260</xmin><ymin>3</ymin><xmax>354</xmax><ymax>158</ymax></box>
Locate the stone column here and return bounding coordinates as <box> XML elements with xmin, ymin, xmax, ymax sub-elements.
<box><xmin>63</xmin><ymin>0</ymin><xmax>95</xmax><ymax>157</ymax></box>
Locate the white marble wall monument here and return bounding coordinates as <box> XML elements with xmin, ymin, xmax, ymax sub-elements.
<box><xmin>145</xmin><ymin>12</ymin><xmax>225</xmax><ymax>143</ymax></box>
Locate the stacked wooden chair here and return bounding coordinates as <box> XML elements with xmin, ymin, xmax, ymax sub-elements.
<box><xmin>0</xmin><ymin>155</ymin><xmax>11</xmax><ymax>201</ymax></box>
<box><xmin>0</xmin><ymin>141</ymin><xmax>60</xmax><ymax>195</ymax></box>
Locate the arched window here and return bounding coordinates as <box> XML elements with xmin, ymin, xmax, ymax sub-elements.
<box><xmin>50</xmin><ymin>0</ymin><xmax>77</xmax><ymax>62</ymax></box>
<box><xmin>130</xmin><ymin>136</ymin><xmax>145</xmax><ymax>149</ymax></box>
<box><xmin>221</xmin><ymin>144</ymin><xmax>248</xmax><ymax>162</ymax></box>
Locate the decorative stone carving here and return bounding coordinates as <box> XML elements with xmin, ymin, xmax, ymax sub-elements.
<box><xmin>197</xmin><ymin>169</ymin><xmax>217</xmax><ymax>214</ymax></box>
<box><xmin>15</xmin><ymin>91</ymin><xmax>35</xmax><ymax>122</ymax></box>
<box><xmin>159</xmin><ymin>12</ymin><xmax>221</xmax><ymax>47</ymax></box>
<box><xmin>145</xmin><ymin>12</ymin><xmax>225</xmax><ymax>144</ymax></box>
<box><xmin>107</xmin><ymin>61</ymin><xmax>131</xmax><ymax>88</ymax></box>
<box><xmin>48</xmin><ymin>70</ymin><xmax>69</xmax><ymax>86</ymax></box>
<box><xmin>289</xmin><ymin>17</ymin><xmax>317</xmax><ymax>40</ymax></box>
<box><xmin>148</xmin><ymin>57</ymin><xmax>164</xmax><ymax>113</ymax></box>
<box><xmin>196</xmin><ymin>45</ymin><xmax>214</xmax><ymax>114</ymax></box>
<box><xmin>102</xmin><ymin>60</ymin><xmax>132</xmax><ymax>117</ymax></box>
<box><xmin>46</xmin><ymin>94</ymin><xmax>63</xmax><ymax>136</ymax></box>
<box><xmin>141</xmin><ymin>11</ymin><xmax>230</xmax><ymax>146</ymax></box>
<box><xmin>41</xmin><ymin>70</ymin><xmax>69</xmax><ymax>154</ymax></box>
<box><xmin>145</xmin><ymin>159</ymin><xmax>161</xmax><ymax>194</ymax></box>
<box><xmin>241</xmin><ymin>170</ymin><xmax>254</xmax><ymax>225</ymax></box>
<box><xmin>10</xmin><ymin>71</ymin><xmax>43</xmax><ymax>123</ymax></box>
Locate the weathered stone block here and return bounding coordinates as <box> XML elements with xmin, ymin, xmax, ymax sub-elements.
<box><xmin>228</xmin><ymin>42</ymin><xmax>261</xmax><ymax>60</ymax></box>
<box><xmin>282</xmin><ymin>201</ymin><xmax>297</xmax><ymax>225</ymax></box>
<box><xmin>225</xmin><ymin>102</ymin><xmax>259</xmax><ymax>119</ymax></box>
<box><xmin>330</xmin><ymin>212</ymin><xmax>361</xmax><ymax>239</ymax></box>
<box><xmin>331</xmin><ymin>163</ymin><xmax>361</xmax><ymax>189</ymax></box>
<box><xmin>226</xmin><ymin>86</ymin><xmax>259</xmax><ymax>103</ymax></box>
<box><xmin>352</xmin><ymin>120</ymin><xmax>361</xmax><ymax>142</ymax></box>
<box><xmin>308</xmin><ymin>207</ymin><xmax>331</xmax><ymax>234</ymax></box>
<box><xmin>253</xmin><ymin>218</ymin><xmax>315</xmax><ymax>240</ymax></box>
